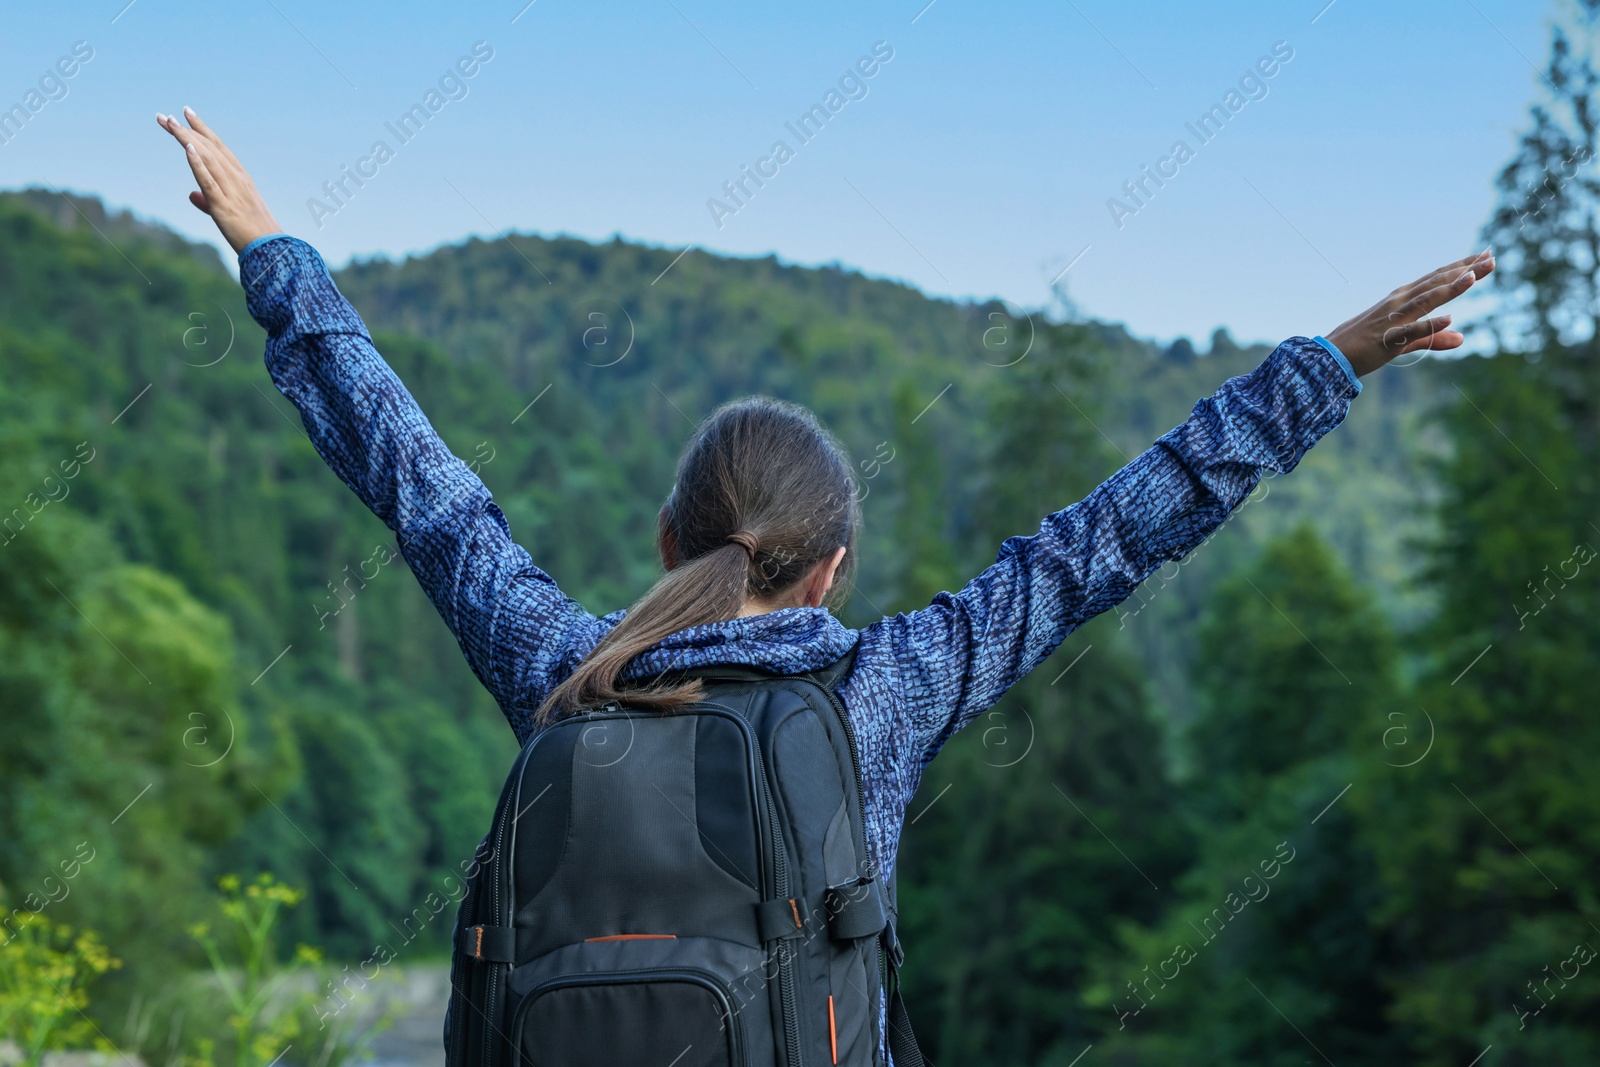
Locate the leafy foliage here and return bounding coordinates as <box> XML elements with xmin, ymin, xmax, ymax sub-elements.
<box><xmin>181</xmin><ymin>873</ymin><xmax>392</xmax><ymax>1067</ymax></box>
<box><xmin>0</xmin><ymin>907</ymin><xmax>120</xmax><ymax>1067</ymax></box>
<box><xmin>3</xmin><ymin>6</ymin><xmax>1600</xmax><ymax>1057</ymax></box>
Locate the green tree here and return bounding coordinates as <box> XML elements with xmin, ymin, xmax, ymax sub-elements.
<box><xmin>1481</xmin><ymin>0</ymin><xmax>1600</xmax><ymax>368</ymax></box>
<box><xmin>0</xmin><ymin>428</ymin><xmax>268</xmax><ymax>992</ymax></box>
<box><xmin>899</xmin><ymin>325</ymin><xmax>1193</xmax><ymax>1065</ymax></box>
<box><xmin>1363</xmin><ymin>355</ymin><xmax>1598</xmax><ymax>1064</ymax></box>
<box><xmin>1354</xmin><ymin>3</ymin><xmax>1600</xmax><ymax>1060</ymax></box>
<box><xmin>1088</xmin><ymin>525</ymin><xmax>1405</xmax><ymax>1065</ymax></box>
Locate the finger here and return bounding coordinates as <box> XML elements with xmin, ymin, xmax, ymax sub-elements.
<box><xmin>181</xmin><ymin>105</ymin><xmax>243</xmax><ymax>169</ymax></box>
<box><xmin>1398</xmin><ymin>268</ymin><xmax>1477</xmax><ymax>321</ymax></box>
<box><xmin>180</xmin><ymin>105</ymin><xmax>219</xmax><ymax>142</ymax></box>
<box><xmin>157</xmin><ymin>112</ymin><xmax>201</xmax><ymax>151</ymax></box>
<box><xmin>185</xmin><ymin>141</ymin><xmax>224</xmax><ymax>207</ymax></box>
<box><xmin>188</xmin><ymin>189</ymin><xmax>213</xmax><ymax>216</ymax></box>
<box><xmin>1421</xmin><ymin>249</ymin><xmax>1492</xmax><ymax>285</ymax></box>
<box><xmin>175</xmin><ymin>109</ymin><xmax>238</xmax><ymax>179</ymax></box>
<box><xmin>1384</xmin><ymin>314</ymin><xmax>1453</xmax><ymax>352</ymax></box>
<box><xmin>1397</xmin><ymin>249</ymin><xmax>1493</xmax><ymax>303</ymax></box>
<box><xmin>1400</xmin><ymin>328</ymin><xmax>1464</xmax><ymax>355</ymax></box>
<box><xmin>1385</xmin><ymin>314</ymin><xmax>1450</xmax><ymax>349</ymax></box>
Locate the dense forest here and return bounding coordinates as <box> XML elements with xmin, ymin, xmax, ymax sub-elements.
<box><xmin>3</xmin><ymin>6</ymin><xmax>1599</xmax><ymax>1065</ymax></box>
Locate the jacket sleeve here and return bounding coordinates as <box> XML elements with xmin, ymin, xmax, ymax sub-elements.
<box><xmin>238</xmin><ymin>235</ymin><xmax>603</xmax><ymax>739</ymax></box>
<box><xmin>851</xmin><ymin>335</ymin><xmax>1361</xmax><ymax>769</ymax></box>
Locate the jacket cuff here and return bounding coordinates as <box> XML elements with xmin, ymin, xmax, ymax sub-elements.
<box><xmin>237</xmin><ymin>232</ymin><xmax>290</xmax><ymax>261</ymax></box>
<box><xmin>237</xmin><ymin>234</ymin><xmax>369</xmax><ymax>341</ymax></box>
<box><xmin>1311</xmin><ymin>334</ymin><xmax>1362</xmax><ymax>395</ymax></box>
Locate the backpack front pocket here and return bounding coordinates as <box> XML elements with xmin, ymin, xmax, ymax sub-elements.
<box><xmin>513</xmin><ymin>968</ymin><xmax>744</xmax><ymax>1067</ymax></box>
<box><xmin>507</xmin><ymin>935</ymin><xmax>777</xmax><ymax>1067</ymax></box>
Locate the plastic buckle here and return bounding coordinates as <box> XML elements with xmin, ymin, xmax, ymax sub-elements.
<box><xmin>882</xmin><ymin>918</ymin><xmax>906</xmax><ymax>969</ymax></box>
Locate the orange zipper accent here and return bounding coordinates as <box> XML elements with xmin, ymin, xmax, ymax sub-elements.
<box><xmin>828</xmin><ymin>994</ymin><xmax>838</xmax><ymax>1064</ymax></box>
<box><xmin>583</xmin><ymin>933</ymin><xmax>678</xmax><ymax>942</ymax></box>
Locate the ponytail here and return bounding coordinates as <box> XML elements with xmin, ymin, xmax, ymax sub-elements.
<box><xmin>533</xmin><ymin>396</ymin><xmax>858</xmax><ymax>723</ymax></box>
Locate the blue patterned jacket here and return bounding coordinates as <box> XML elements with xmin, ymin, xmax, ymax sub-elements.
<box><xmin>239</xmin><ymin>232</ymin><xmax>1359</xmax><ymax>1045</ymax></box>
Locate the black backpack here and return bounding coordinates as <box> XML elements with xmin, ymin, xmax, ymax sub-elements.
<box><xmin>445</xmin><ymin>648</ymin><xmax>927</xmax><ymax>1067</ymax></box>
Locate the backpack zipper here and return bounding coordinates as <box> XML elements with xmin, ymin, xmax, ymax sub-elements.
<box><xmin>486</xmin><ymin>803</ymin><xmax>509</xmax><ymax>1066</ymax></box>
<box><xmin>484</xmin><ymin>787</ymin><xmax>513</xmax><ymax>1064</ymax></box>
<box><xmin>479</xmin><ymin>729</ymin><xmax>544</xmax><ymax>1067</ymax></box>
<box><xmin>447</xmin><ymin>892</ymin><xmax>467</xmax><ymax>1065</ymax></box>
<box><xmin>755</xmin><ymin>737</ymin><xmax>803</xmax><ymax>1067</ymax></box>
<box><xmin>702</xmin><ymin>699</ymin><xmax>804</xmax><ymax>1067</ymax></box>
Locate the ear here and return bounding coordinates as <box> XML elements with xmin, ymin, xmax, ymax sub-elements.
<box><xmin>802</xmin><ymin>546</ymin><xmax>848</xmax><ymax>607</ymax></box>
<box><xmin>658</xmin><ymin>506</ymin><xmax>679</xmax><ymax>570</ymax></box>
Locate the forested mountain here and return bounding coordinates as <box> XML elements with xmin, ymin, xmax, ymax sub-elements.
<box><xmin>3</xmin><ymin>10</ymin><xmax>1598</xmax><ymax>1052</ymax></box>
<box><xmin>0</xmin><ymin>180</ymin><xmax>1436</xmax><ymax>1046</ymax></box>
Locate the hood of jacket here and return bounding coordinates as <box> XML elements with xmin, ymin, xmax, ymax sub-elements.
<box><xmin>615</xmin><ymin>605</ymin><xmax>860</xmax><ymax>681</ymax></box>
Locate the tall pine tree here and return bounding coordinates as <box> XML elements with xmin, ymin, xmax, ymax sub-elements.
<box><xmin>897</xmin><ymin>322</ymin><xmax>1192</xmax><ymax>1065</ymax></box>
<box><xmin>1087</xmin><ymin>525</ymin><xmax>1405</xmax><ymax>1065</ymax></box>
<box><xmin>1365</xmin><ymin>2</ymin><xmax>1600</xmax><ymax>1061</ymax></box>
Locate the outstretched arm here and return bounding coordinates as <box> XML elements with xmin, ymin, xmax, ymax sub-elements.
<box><xmin>157</xmin><ymin>108</ymin><xmax>603</xmax><ymax>737</ymax></box>
<box><xmin>856</xmin><ymin>250</ymin><xmax>1495</xmax><ymax>768</ymax></box>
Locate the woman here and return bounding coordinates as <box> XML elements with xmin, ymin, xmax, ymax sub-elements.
<box><xmin>158</xmin><ymin>107</ymin><xmax>1491</xmax><ymax>1060</ymax></box>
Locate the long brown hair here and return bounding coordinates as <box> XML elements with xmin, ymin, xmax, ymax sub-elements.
<box><xmin>533</xmin><ymin>395</ymin><xmax>860</xmax><ymax>723</ymax></box>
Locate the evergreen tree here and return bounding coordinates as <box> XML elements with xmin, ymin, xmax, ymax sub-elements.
<box><xmin>1365</xmin><ymin>355</ymin><xmax>1598</xmax><ymax>1064</ymax></box>
<box><xmin>1361</xmin><ymin>4</ymin><xmax>1600</xmax><ymax>1061</ymax></box>
<box><xmin>1086</xmin><ymin>525</ymin><xmax>1405</xmax><ymax>1065</ymax></box>
<box><xmin>898</xmin><ymin>325</ymin><xmax>1193</xmax><ymax>1065</ymax></box>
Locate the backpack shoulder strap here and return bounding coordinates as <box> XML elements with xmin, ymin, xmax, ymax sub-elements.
<box><xmin>798</xmin><ymin>641</ymin><xmax>859</xmax><ymax>691</ymax></box>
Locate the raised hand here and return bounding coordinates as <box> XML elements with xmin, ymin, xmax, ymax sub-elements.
<box><xmin>1325</xmin><ymin>249</ymin><xmax>1496</xmax><ymax>377</ymax></box>
<box><xmin>156</xmin><ymin>106</ymin><xmax>282</xmax><ymax>254</ymax></box>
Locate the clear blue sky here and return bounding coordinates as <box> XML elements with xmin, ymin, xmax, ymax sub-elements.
<box><xmin>0</xmin><ymin>0</ymin><xmax>1560</xmax><ymax>347</ymax></box>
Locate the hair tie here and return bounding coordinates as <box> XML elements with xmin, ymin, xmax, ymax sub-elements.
<box><xmin>725</xmin><ymin>529</ymin><xmax>759</xmax><ymax>561</ymax></box>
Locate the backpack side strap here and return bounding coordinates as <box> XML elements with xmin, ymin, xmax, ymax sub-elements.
<box><xmin>881</xmin><ymin>865</ymin><xmax>930</xmax><ymax>1066</ymax></box>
